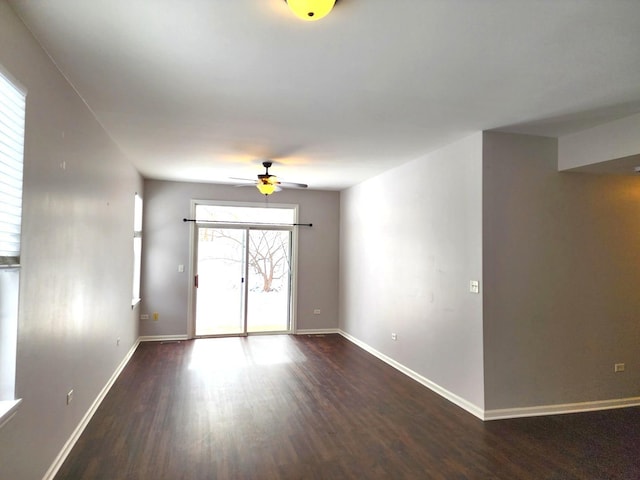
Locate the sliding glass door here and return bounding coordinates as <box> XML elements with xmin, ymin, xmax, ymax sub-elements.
<box><xmin>194</xmin><ymin>223</ymin><xmax>292</xmax><ymax>337</ymax></box>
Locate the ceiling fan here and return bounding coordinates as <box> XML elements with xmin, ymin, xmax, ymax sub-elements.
<box><xmin>232</xmin><ymin>161</ymin><xmax>308</xmax><ymax>195</ymax></box>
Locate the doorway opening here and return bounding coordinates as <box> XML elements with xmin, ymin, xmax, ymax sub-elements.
<box><xmin>190</xmin><ymin>202</ymin><xmax>297</xmax><ymax>337</ymax></box>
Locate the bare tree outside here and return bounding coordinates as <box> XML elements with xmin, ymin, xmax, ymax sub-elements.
<box><xmin>247</xmin><ymin>231</ymin><xmax>290</xmax><ymax>292</ymax></box>
<box><xmin>210</xmin><ymin>229</ymin><xmax>290</xmax><ymax>293</ymax></box>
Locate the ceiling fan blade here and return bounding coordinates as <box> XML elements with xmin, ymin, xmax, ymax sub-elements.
<box><xmin>229</xmin><ymin>177</ymin><xmax>256</xmax><ymax>183</ymax></box>
<box><xmin>278</xmin><ymin>181</ymin><xmax>308</xmax><ymax>188</ymax></box>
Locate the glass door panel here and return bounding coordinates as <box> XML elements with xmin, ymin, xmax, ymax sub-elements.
<box><xmin>195</xmin><ymin>227</ymin><xmax>246</xmax><ymax>336</ymax></box>
<box><xmin>247</xmin><ymin>229</ymin><xmax>291</xmax><ymax>333</ymax></box>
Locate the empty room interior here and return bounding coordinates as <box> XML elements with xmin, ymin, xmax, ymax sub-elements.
<box><xmin>1</xmin><ymin>1</ymin><xmax>640</xmax><ymax>479</ymax></box>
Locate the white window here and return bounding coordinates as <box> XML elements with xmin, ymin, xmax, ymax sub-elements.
<box><xmin>0</xmin><ymin>67</ymin><xmax>26</xmax><ymax>427</ymax></box>
<box><xmin>132</xmin><ymin>193</ymin><xmax>143</xmax><ymax>306</ymax></box>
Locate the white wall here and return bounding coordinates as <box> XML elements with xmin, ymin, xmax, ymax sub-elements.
<box><xmin>0</xmin><ymin>2</ymin><xmax>143</xmax><ymax>479</ymax></box>
<box><xmin>140</xmin><ymin>180</ymin><xmax>340</xmax><ymax>337</ymax></box>
<box><xmin>339</xmin><ymin>133</ymin><xmax>485</xmax><ymax>410</ymax></box>
<box><xmin>483</xmin><ymin>132</ymin><xmax>640</xmax><ymax>410</ymax></box>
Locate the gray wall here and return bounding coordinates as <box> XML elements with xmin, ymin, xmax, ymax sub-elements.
<box><xmin>559</xmin><ymin>113</ymin><xmax>640</xmax><ymax>170</ymax></box>
<box><xmin>483</xmin><ymin>132</ymin><xmax>640</xmax><ymax>410</ymax></box>
<box><xmin>140</xmin><ymin>179</ymin><xmax>340</xmax><ymax>336</ymax></box>
<box><xmin>0</xmin><ymin>2</ymin><xmax>143</xmax><ymax>479</ymax></box>
<box><xmin>339</xmin><ymin>133</ymin><xmax>485</xmax><ymax>409</ymax></box>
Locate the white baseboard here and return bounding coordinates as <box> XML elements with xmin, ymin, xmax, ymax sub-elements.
<box><xmin>43</xmin><ymin>340</ymin><xmax>140</xmax><ymax>480</ymax></box>
<box><xmin>338</xmin><ymin>330</ymin><xmax>485</xmax><ymax>420</ymax></box>
<box><xmin>295</xmin><ymin>328</ymin><xmax>340</xmax><ymax>335</ymax></box>
<box><xmin>138</xmin><ymin>334</ymin><xmax>189</xmax><ymax>342</ymax></box>
<box><xmin>484</xmin><ymin>396</ymin><xmax>640</xmax><ymax>420</ymax></box>
<box><xmin>338</xmin><ymin>330</ymin><xmax>640</xmax><ymax>422</ymax></box>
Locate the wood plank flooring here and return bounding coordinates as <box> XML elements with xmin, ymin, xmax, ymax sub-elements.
<box><xmin>54</xmin><ymin>334</ymin><xmax>640</xmax><ymax>479</ymax></box>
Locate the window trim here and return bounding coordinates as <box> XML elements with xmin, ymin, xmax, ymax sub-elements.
<box><xmin>0</xmin><ymin>399</ymin><xmax>21</xmax><ymax>430</ymax></box>
<box><xmin>187</xmin><ymin>199</ymin><xmax>300</xmax><ymax>338</ymax></box>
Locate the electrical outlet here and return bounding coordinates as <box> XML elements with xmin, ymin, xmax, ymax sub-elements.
<box><xmin>313</xmin><ymin>309</ymin><xmax>321</xmax><ymax>315</ymax></box>
<box><xmin>67</xmin><ymin>389</ymin><xmax>74</xmax><ymax>405</ymax></box>
<box><xmin>140</xmin><ymin>314</ymin><xmax>149</xmax><ymax>320</ymax></box>
<box><xmin>614</xmin><ymin>363</ymin><xmax>625</xmax><ymax>373</ymax></box>
<box><xmin>469</xmin><ymin>280</ymin><xmax>480</xmax><ymax>294</ymax></box>
<box><xmin>391</xmin><ymin>333</ymin><xmax>397</xmax><ymax>341</ymax></box>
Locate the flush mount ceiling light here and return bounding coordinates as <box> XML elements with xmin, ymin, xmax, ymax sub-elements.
<box><xmin>285</xmin><ymin>0</ymin><xmax>337</xmax><ymax>21</ymax></box>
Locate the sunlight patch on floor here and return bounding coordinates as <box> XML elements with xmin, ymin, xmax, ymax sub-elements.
<box><xmin>188</xmin><ymin>336</ymin><xmax>306</xmax><ymax>373</ymax></box>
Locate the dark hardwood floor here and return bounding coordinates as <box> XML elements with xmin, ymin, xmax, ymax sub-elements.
<box><xmin>55</xmin><ymin>334</ymin><xmax>640</xmax><ymax>479</ymax></box>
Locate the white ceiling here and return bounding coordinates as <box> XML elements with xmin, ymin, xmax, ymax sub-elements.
<box><xmin>8</xmin><ymin>0</ymin><xmax>640</xmax><ymax>190</ymax></box>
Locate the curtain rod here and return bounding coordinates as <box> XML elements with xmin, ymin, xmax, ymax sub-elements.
<box><xmin>182</xmin><ymin>218</ymin><xmax>312</xmax><ymax>227</ymax></box>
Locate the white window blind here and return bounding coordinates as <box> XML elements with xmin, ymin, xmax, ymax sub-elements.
<box><xmin>0</xmin><ymin>71</ymin><xmax>25</xmax><ymax>266</ymax></box>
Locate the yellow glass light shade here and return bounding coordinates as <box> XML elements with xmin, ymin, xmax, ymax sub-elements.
<box><xmin>257</xmin><ymin>183</ymin><xmax>277</xmax><ymax>195</ymax></box>
<box><xmin>286</xmin><ymin>0</ymin><xmax>336</xmax><ymax>21</ymax></box>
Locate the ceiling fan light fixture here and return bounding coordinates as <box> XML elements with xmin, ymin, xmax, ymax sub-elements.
<box><xmin>257</xmin><ymin>183</ymin><xmax>277</xmax><ymax>195</ymax></box>
<box><xmin>231</xmin><ymin>160</ymin><xmax>306</xmax><ymax>194</ymax></box>
<box><xmin>285</xmin><ymin>0</ymin><xmax>336</xmax><ymax>21</ymax></box>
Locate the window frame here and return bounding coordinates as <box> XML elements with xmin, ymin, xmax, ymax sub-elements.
<box><xmin>0</xmin><ymin>66</ymin><xmax>26</xmax><ymax>429</ymax></box>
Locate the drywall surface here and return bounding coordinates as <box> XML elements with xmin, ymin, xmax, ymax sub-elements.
<box><xmin>558</xmin><ymin>113</ymin><xmax>640</xmax><ymax>170</ymax></box>
<box><xmin>0</xmin><ymin>2</ymin><xmax>142</xmax><ymax>479</ymax></box>
<box><xmin>483</xmin><ymin>132</ymin><xmax>640</xmax><ymax>410</ymax></box>
<box><xmin>340</xmin><ymin>133</ymin><xmax>485</xmax><ymax>409</ymax></box>
<box><xmin>140</xmin><ymin>180</ymin><xmax>340</xmax><ymax>336</ymax></box>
